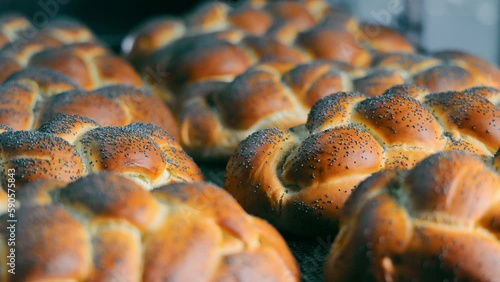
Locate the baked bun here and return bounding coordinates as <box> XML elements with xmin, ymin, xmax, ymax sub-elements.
<box><xmin>133</xmin><ymin>26</ymin><xmax>411</xmax><ymax>105</ymax></box>
<box><xmin>0</xmin><ymin>14</ymin><xmax>99</xmax><ymax>81</ymax></box>
<box><xmin>27</xmin><ymin>43</ymin><xmax>142</xmax><ymax>89</ymax></box>
<box><xmin>372</xmin><ymin>52</ymin><xmax>500</xmax><ymax>91</ymax></box>
<box><xmin>0</xmin><ymin>114</ymin><xmax>201</xmax><ymax>189</ymax></box>
<box><xmin>123</xmin><ymin>0</ymin><xmax>413</xmax><ymax>103</ymax></box>
<box><xmin>0</xmin><ymin>14</ymin><xmax>140</xmax><ymax>89</ymax></box>
<box><xmin>0</xmin><ymin>67</ymin><xmax>177</xmax><ymax>137</ymax></box>
<box><xmin>178</xmin><ymin>52</ymin><xmax>499</xmax><ymax>161</ymax></box>
<box><xmin>123</xmin><ymin>1</ymin><xmax>499</xmax><ymax>163</ymax></box>
<box><xmin>0</xmin><ymin>56</ymin><xmax>21</xmax><ymax>83</ymax></box>
<box><xmin>0</xmin><ymin>14</ymin><xmax>96</xmax><ymax>49</ymax></box>
<box><xmin>122</xmin><ymin>1</ymin><xmax>359</xmax><ymax>65</ymax></box>
<box><xmin>0</xmin><ymin>173</ymin><xmax>299</xmax><ymax>281</ymax></box>
<box><xmin>325</xmin><ymin>150</ymin><xmax>500</xmax><ymax>282</ymax></box>
<box><xmin>225</xmin><ymin>86</ymin><xmax>499</xmax><ymax>236</ymax></box>
<box><xmin>178</xmin><ymin>61</ymin><xmax>352</xmax><ymax>161</ymax></box>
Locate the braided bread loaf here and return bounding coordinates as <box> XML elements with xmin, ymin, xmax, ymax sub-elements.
<box><xmin>179</xmin><ymin>51</ymin><xmax>499</xmax><ymax>160</ymax></box>
<box><xmin>0</xmin><ymin>14</ymin><xmax>96</xmax><ymax>49</ymax></box>
<box><xmin>0</xmin><ymin>14</ymin><xmax>98</xmax><ymax>83</ymax></box>
<box><xmin>0</xmin><ymin>67</ymin><xmax>178</xmax><ymax>137</ymax></box>
<box><xmin>25</xmin><ymin>42</ymin><xmax>143</xmax><ymax>89</ymax></box>
<box><xmin>225</xmin><ymin>85</ymin><xmax>499</xmax><ymax>236</ymax></box>
<box><xmin>124</xmin><ymin>0</ymin><xmax>408</xmax><ymax>67</ymax></box>
<box><xmin>0</xmin><ymin>173</ymin><xmax>299</xmax><ymax>281</ymax></box>
<box><xmin>0</xmin><ymin>114</ymin><xmax>201</xmax><ymax>190</ymax></box>
<box><xmin>123</xmin><ymin>0</ymin><xmax>415</xmax><ymax>104</ymax></box>
<box><xmin>325</xmin><ymin>150</ymin><xmax>500</xmax><ymax>282</ymax></box>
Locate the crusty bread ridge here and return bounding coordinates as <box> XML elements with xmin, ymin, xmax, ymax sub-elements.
<box><xmin>325</xmin><ymin>150</ymin><xmax>500</xmax><ymax>281</ymax></box>
<box><xmin>225</xmin><ymin>85</ymin><xmax>499</xmax><ymax>236</ymax></box>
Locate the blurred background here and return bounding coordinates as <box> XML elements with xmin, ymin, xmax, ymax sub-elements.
<box><xmin>343</xmin><ymin>0</ymin><xmax>500</xmax><ymax>65</ymax></box>
<box><xmin>0</xmin><ymin>0</ymin><xmax>498</xmax><ymax>64</ymax></box>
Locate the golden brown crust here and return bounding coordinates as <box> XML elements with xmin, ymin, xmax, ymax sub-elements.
<box><xmin>425</xmin><ymin>91</ymin><xmax>499</xmax><ymax>152</ymax></box>
<box><xmin>28</xmin><ymin>43</ymin><xmax>143</xmax><ymax>90</ymax></box>
<box><xmin>382</xmin><ymin>83</ymin><xmax>431</xmax><ymax>101</ymax></box>
<box><xmin>265</xmin><ymin>1</ymin><xmax>317</xmax><ymax>30</ymax></box>
<box><xmin>122</xmin><ymin>1</ymin><xmax>500</xmax><ymax>163</ymax></box>
<box><xmin>0</xmin><ymin>56</ymin><xmax>21</xmax><ymax>83</ymax></box>
<box><xmin>463</xmin><ymin>86</ymin><xmax>500</xmax><ymax>105</ymax></box>
<box><xmin>434</xmin><ymin>50</ymin><xmax>500</xmax><ymax>89</ymax></box>
<box><xmin>0</xmin><ymin>130</ymin><xmax>88</xmax><ymax>187</ymax></box>
<box><xmin>225</xmin><ymin>128</ymin><xmax>299</xmax><ymax>230</ymax></box>
<box><xmin>6</xmin><ymin>204</ymin><xmax>92</xmax><ymax>281</ymax></box>
<box><xmin>37</xmin><ymin>114</ymin><xmax>101</xmax><ymax>143</ymax></box>
<box><xmin>28</xmin><ymin>47</ymin><xmax>94</xmax><ymax>88</ymax></box>
<box><xmin>282</xmin><ymin>127</ymin><xmax>385</xmax><ymax>185</ymax></box>
<box><xmin>243</xmin><ymin>36</ymin><xmax>308</xmax><ymax>64</ymax></box>
<box><xmin>176</xmin><ymin>60</ymin><xmax>356</xmax><ymax>160</ymax></box>
<box><xmin>353</xmin><ymin>69</ymin><xmax>405</xmax><ymax>97</ymax></box>
<box><xmin>371</xmin><ymin>52</ymin><xmax>440</xmax><ymax>74</ymax></box>
<box><xmin>215</xmin><ymin>67</ymin><xmax>296</xmax><ymax>130</ymax></box>
<box><xmin>357</xmin><ymin>23</ymin><xmax>415</xmax><ymax>53</ymax></box>
<box><xmin>412</xmin><ymin>65</ymin><xmax>475</xmax><ymax>92</ymax></box>
<box><xmin>5</xmin><ymin>66</ymin><xmax>79</xmax><ymax>96</ymax></box>
<box><xmin>226</xmin><ymin>88</ymin><xmax>498</xmax><ymax>236</ymax></box>
<box><xmin>150</xmin><ymin>36</ymin><xmax>253</xmax><ymax>91</ymax></box>
<box><xmin>228</xmin><ymin>8</ymin><xmax>273</xmax><ymax>35</ymax></box>
<box><xmin>121</xmin><ymin>17</ymin><xmax>185</xmax><ymax>67</ymax></box>
<box><xmin>93</xmin><ymin>55</ymin><xmax>143</xmax><ymax>87</ymax></box>
<box><xmin>305</xmin><ymin>91</ymin><xmax>366</xmax><ymax>132</ymax></box>
<box><xmin>178</xmin><ymin>62</ymin><xmax>324</xmax><ymax>160</ymax></box>
<box><xmin>298</xmin><ymin>27</ymin><xmax>372</xmax><ymax>67</ymax></box>
<box><xmin>0</xmin><ymin>70</ymin><xmax>178</xmax><ymax>137</ymax></box>
<box><xmin>0</xmin><ymin>15</ymin><xmax>100</xmax><ymax>84</ymax></box>
<box><xmin>325</xmin><ymin>150</ymin><xmax>500</xmax><ymax>282</ymax></box>
<box><xmin>0</xmin><ymin>14</ymin><xmax>34</xmax><ymax>48</ymax></box>
<box><xmin>1</xmin><ymin>173</ymin><xmax>299</xmax><ymax>281</ymax></box>
<box><xmin>353</xmin><ymin>94</ymin><xmax>445</xmax><ymax>149</ymax></box>
<box><xmin>39</xmin><ymin>85</ymin><xmax>179</xmax><ymax>138</ymax></box>
<box><xmin>1</xmin><ymin>34</ymin><xmax>64</xmax><ymax>65</ymax></box>
<box><xmin>283</xmin><ymin>61</ymin><xmax>351</xmax><ymax>108</ymax></box>
<box><xmin>40</xmin><ymin>89</ymin><xmax>130</xmax><ymax>128</ymax></box>
<box><xmin>176</xmin><ymin>47</ymin><xmax>499</xmax><ymax>161</ymax></box>
<box><xmin>186</xmin><ymin>1</ymin><xmax>230</xmax><ymax>31</ymax></box>
<box><xmin>0</xmin><ymin>114</ymin><xmax>201</xmax><ymax>189</ymax></box>
<box><xmin>40</xmin><ymin>17</ymin><xmax>97</xmax><ymax>44</ymax></box>
<box><xmin>179</xmin><ymin>96</ymin><xmax>232</xmax><ymax>161</ymax></box>
<box><xmin>0</xmin><ymin>82</ymin><xmax>38</xmax><ymax>130</ymax></box>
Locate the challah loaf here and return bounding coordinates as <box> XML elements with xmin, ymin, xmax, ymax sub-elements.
<box><xmin>26</xmin><ymin>42</ymin><xmax>143</xmax><ymax>89</ymax></box>
<box><xmin>0</xmin><ymin>67</ymin><xmax>177</xmax><ymax>137</ymax></box>
<box><xmin>123</xmin><ymin>0</ymin><xmax>415</xmax><ymax>105</ymax></box>
<box><xmin>325</xmin><ymin>150</ymin><xmax>500</xmax><ymax>282</ymax></box>
<box><xmin>0</xmin><ymin>173</ymin><xmax>299</xmax><ymax>282</ymax></box>
<box><xmin>225</xmin><ymin>85</ymin><xmax>499</xmax><ymax>236</ymax></box>
<box><xmin>0</xmin><ymin>114</ymin><xmax>201</xmax><ymax>190</ymax></box>
<box><xmin>179</xmin><ymin>52</ymin><xmax>499</xmax><ymax>160</ymax></box>
<box><xmin>0</xmin><ymin>14</ymin><xmax>96</xmax><ymax>49</ymax></box>
<box><xmin>0</xmin><ymin>14</ymin><xmax>98</xmax><ymax>82</ymax></box>
<box><xmin>0</xmin><ymin>14</ymin><xmax>141</xmax><ymax>90</ymax></box>
<box><xmin>122</xmin><ymin>0</ymin><xmax>366</xmax><ymax>66</ymax></box>
<box><xmin>373</xmin><ymin>51</ymin><xmax>500</xmax><ymax>91</ymax></box>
